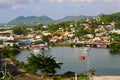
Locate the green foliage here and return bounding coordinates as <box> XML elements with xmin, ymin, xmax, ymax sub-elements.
<box><xmin>53</xmin><ymin>43</ymin><xmax>83</xmax><ymax>47</ymax></box>
<box><xmin>70</xmin><ymin>43</ymin><xmax>82</xmax><ymax>47</ymax></box>
<box><xmin>13</xmin><ymin>27</ymin><xmax>28</xmax><ymax>35</ymax></box>
<box><xmin>42</xmin><ymin>35</ymin><xmax>52</xmax><ymax>46</ymax></box>
<box><xmin>100</xmin><ymin>12</ymin><xmax>120</xmax><ymax>28</ymax></box>
<box><xmin>63</xmin><ymin>71</ymin><xmax>75</xmax><ymax>76</ymax></box>
<box><xmin>78</xmin><ymin>73</ymin><xmax>89</xmax><ymax>80</ymax></box>
<box><xmin>4</xmin><ymin>77</ymin><xmax>14</xmax><ymax>80</ymax></box>
<box><xmin>8</xmin><ymin>16</ymin><xmax>53</xmax><ymax>25</ymax></box>
<box><xmin>54</xmin><ymin>43</ymin><xmax>71</xmax><ymax>47</ymax></box>
<box><xmin>48</xmin><ymin>24</ymin><xmax>59</xmax><ymax>32</ymax></box>
<box><xmin>0</xmin><ymin>47</ymin><xmax>20</xmax><ymax>58</ymax></box>
<box><xmin>17</xmin><ymin>61</ymin><xmax>25</xmax><ymax>68</ymax></box>
<box><xmin>12</xmin><ymin>43</ymin><xmax>19</xmax><ymax>48</ymax></box>
<box><xmin>108</xmin><ymin>33</ymin><xmax>120</xmax><ymax>42</ymax></box>
<box><xmin>76</xmin><ymin>28</ymin><xmax>87</xmax><ymax>37</ymax></box>
<box><xmin>109</xmin><ymin>42</ymin><xmax>120</xmax><ymax>52</ymax></box>
<box><xmin>33</xmin><ymin>23</ymin><xmax>43</xmax><ymax>31</ymax></box>
<box><xmin>90</xmin><ymin>28</ymin><xmax>95</xmax><ymax>37</ymax></box>
<box><xmin>109</xmin><ymin>50</ymin><xmax>120</xmax><ymax>55</ymax></box>
<box><xmin>0</xmin><ymin>65</ymin><xmax>14</xmax><ymax>80</ymax></box>
<box><xmin>25</xmin><ymin>53</ymin><xmax>62</xmax><ymax>75</ymax></box>
<box><xmin>79</xmin><ymin>73</ymin><xmax>85</xmax><ymax>77</ymax></box>
<box><xmin>87</xmin><ymin>68</ymin><xmax>95</xmax><ymax>75</ymax></box>
<box><xmin>52</xmin><ymin>76</ymin><xmax>61</xmax><ymax>80</ymax></box>
<box><xmin>101</xmin><ymin>14</ymin><xmax>120</xmax><ymax>23</ymax></box>
<box><xmin>0</xmin><ymin>72</ymin><xmax>4</xmax><ymax>79</ymax></box>
<box><xmin>79</xmin><ymin>76</ymin><xmax>89</xmax><ymax>80</ymax></box>
<box><xmin>18</xmin><ymin>74</ymin><xmax>25</xmax><ymax>77</ymax></box>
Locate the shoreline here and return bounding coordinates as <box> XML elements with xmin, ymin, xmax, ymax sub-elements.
<box><xmin>53</xmin><ymin>43</ymin><xmax>110</xmax><ymax>48</ymax></box>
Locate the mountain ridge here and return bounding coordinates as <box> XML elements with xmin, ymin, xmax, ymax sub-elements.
<box><xmin>8</xmin><ymin>12</ymin><xmax>120</xmax><ymax>25</ymax></box>
<box><xmin>8</xmin><ymin>15</ymin><xmax>93</xmax><ymax>25</ymax></box>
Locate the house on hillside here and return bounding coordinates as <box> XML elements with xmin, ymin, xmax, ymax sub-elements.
<box><xmin>27</xmin><ymin>33</ymin><xmax>36</xmax><ymax>38</ymax></box>
<box><xmin>42</xmin><ymin>31</ymin><xmax>51</xmax><ymax>36</ymax></box>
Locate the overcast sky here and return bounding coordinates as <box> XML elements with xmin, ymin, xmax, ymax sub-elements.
<box><xmin>0</xmin><ymin>0</ymin><xmax>120</xmax><ymax>23</ymax></box>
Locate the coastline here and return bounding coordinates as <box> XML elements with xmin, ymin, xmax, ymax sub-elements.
<box><xmin>53</xmin><ymin>42</ymin><xmax>110</xmax><ymax>48</ymax></box>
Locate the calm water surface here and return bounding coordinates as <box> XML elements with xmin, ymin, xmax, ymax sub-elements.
<box><xmin>15</xmin><ymin>47</ymin><xmax>120</xmax><ymax>75</ymax></box>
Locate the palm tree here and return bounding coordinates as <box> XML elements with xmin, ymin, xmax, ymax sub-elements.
<box><xmin>87</xmin><ymin>68</ymin><xmax>95</xmax><ymax>80</ymax></box>
<box><xmin>87</xmin><ymin>68</ymin><xmax>95</xmax><ymax>76</ymax></box>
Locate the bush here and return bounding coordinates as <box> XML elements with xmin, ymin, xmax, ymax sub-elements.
<box><xmin>52</xmin><ymin>76</ymin><xmax>61</xmax><ymax>80</ymax></box>
<box><xmin>55</xmin><ymin>43</ymin><xmax>71</xmax><ymax>47</ymax></box>
<box><xmin>64</xmin><ymin>71</ymin><xmax>75</xmax><ymax>76</ymax></box>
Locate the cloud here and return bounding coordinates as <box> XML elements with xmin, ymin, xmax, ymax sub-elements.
<box><xmin>11</xmin><ymin>5</ymin><xmax>23</xmax><ymax>11</ymax></box>
<box><xmin>35</xmin><ymin>6</ymin><xmax>41</xmax><ymax>11</ymax></box>
<box><xmin>0</xmin><ymin>0</ymin><xmax>35</xmax><ymax>4</ymax></box>
<box><xmin>71</xmin><ymin>0</ymin><xmax>120</xmax><ymax>3</ymax></box>
<box><xmin>72</xmin><ymin>0</ymin><xmax>95</xmax><ymax>3</ymax></box>
<box><xmin>42</xmin><ymin>0</ymin><xmax>65</xmax><ymax>3</ymax></box>
<box><xmin>0</xmin><ymin>0</ymin><xmax>38</xmax><ymax>8</ymax></box>
<box><xmin>103</xmin><ymin>0</ymin><xmax>112</xmax><ymax>2</ymax></box>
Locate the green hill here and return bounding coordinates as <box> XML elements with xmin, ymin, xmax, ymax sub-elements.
<box><xmin>100</xmin><ymin>12</ymin><xmax>120</xmax><ymax>22</ymax></box>
<box><xmin>99</xmin><ymin>12</ymin><xmax>120</xmax><ymax>28</ymax></box>
<box><xmin>8</xmin><ymin>15</ymin><xmax>92</xmax><ymax>25</ymax></box>
<box><xmin>8</xmin><ymin>16</ymin><xmax>54</xmax><ymax>25</ymax></box>
<box><xmin>57</xmin><ymin>15</ymin><xmax>93</xmax><ymax>22</ymax></box>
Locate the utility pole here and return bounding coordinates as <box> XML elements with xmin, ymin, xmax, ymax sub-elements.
<box><xmin>75</xmin><ymin>73</ymin><xmax>77</xmax><ymax>80</ymax></box>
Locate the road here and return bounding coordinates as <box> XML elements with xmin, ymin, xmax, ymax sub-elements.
<box><xmin>93</xmin><ymin>76</ymin><xmax>120</xmax><ymax>80</ymax></box>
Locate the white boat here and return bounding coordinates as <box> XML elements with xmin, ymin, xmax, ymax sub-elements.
<box><xmin>81</xmin><ymin>47</ymin><xmax>90</xmax><ymax>53</ymax></box>
<box><xmin>33</xmin><ymin>48</ymin><xmax>40</xmax><ymax>53</ymax></box>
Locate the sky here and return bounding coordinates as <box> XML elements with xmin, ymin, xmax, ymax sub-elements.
<box><xmin>0</xmin><ymin>0</ymin><xmax>120</xmax><ymax>23</ymax></box>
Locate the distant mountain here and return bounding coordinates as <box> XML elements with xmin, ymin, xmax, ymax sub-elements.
<box><xmin>8</xmin><ymin>15</ymin><xmax>94</xmax><ymax>25</ymax></box>
<box><xmin>57</xmin><ymin>15</ymin><xmax>93</xmax><ymax>22</ymax></box>
<box><xmin>8</xmin><ymin>16</ymin><xmax>54</xmax><ymax>25</ymax></box>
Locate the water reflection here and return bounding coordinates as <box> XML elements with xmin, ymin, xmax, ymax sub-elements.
<box><xmin>109</xmin><ymin>50</ymin><xmax>120</xmax><ymax>55</ymax></box>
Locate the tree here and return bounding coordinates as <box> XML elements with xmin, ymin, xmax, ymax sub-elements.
<box><xmin>115</xmin><ymin>21</ymin><xmax>120</xmax><ymax>29</ymax></box>
<box><xmin>0</xmin><ymin>46</ymin><xmax>20</xmax><ymax>60</ymax></box>
<box><xmin>42</xmin><ymin>35</ymin><xmax>52</xmax><ymax>47</ymax></box>
<box><xmin>87</xmin><ymin>68</ymin><xmax>95</xmax><ymax>76</ymax></box>
<box><xmin>109</xmin><ymin>33</ymin><xmax>120</xmax><ymax>42</ymax></box>
<box><xmin>109</xmin><ymin>42</ymin><xmax>120</xmax><ymax>52</ymax></box>
<box><xmin>48</xmin><ymin>24</ymin><xmax>59</xmax><ymax>32</ymax></box>
<box><xmin>34</xmin><ymin>23</ymin><xmax>43</xmax><ymax>31</ymax></box>
<box><xmin>87</xmin><ymin>68</ymin><xmax>95</xmax><ymax>80</ymax></box>
<box><xmin>25</xmin><ymin>53</ymin><xmax>62</xmax><ymax>79</ymax></box>
<box><xmin>13</xmin><ymin>27</ymin><xmax>28</xmax><ymax>35</ymax></box>
<box><xmin>90</xmin><ymin>28</ymin><xmax>96</xmax><ymax>38</ymax></box>
<box><xmin>75</xmin><ymin>28</ymin><xmax>87</xmax><ymax>38</ymax></box>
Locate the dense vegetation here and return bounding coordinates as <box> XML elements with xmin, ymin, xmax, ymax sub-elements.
<box><xmin>109</xmin><ymin>33</ymin><xmax>120</xmax><ymax>52</ymax></box>
<box><xmin>24</xmin><ymin>53</ymin><xmax>62</xmax><ymax>79</ymax></box>
<box><xmin>100</xmin><ymin>12</ymin><xmax>120</xmax><ymax>28</ymax></box>
<box><xmin>13</xmin><ymin>27</ymin><xmax>28</xmax><ymax>35</ymax></box>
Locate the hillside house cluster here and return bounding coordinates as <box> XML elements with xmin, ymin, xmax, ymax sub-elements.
<box><xmin>0</xmin><ymin>17</ymin><xmax>119</xmax><ymax>48</ymax></box>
